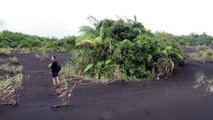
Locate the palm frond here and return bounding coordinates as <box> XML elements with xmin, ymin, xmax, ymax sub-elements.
<box><xmin>79</xmin><ymin>26</ymin><xmax>95</xmax><ymax>34</ymax></box>
<box><xmin>87</xmin><ymin>16</ymin><xmax>98</xmax><ymax>27</ymax></box>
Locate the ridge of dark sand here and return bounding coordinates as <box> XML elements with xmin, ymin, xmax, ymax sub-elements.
<box><xmin>0</xmin><ymin>49</ymin><xmax>213</xmax><ymax>120</ymax></box>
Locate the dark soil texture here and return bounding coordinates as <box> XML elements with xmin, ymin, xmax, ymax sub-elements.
<box><xmin>1</xmin><ymin>48</ymin><xmax>213</xmax><ymax>120</ymax></box>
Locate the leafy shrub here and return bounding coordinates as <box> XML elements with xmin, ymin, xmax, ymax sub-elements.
<box><xmin>65</xmin><ymin>17</ymin><xmax>184</xmax><ymax>81</ymax></box>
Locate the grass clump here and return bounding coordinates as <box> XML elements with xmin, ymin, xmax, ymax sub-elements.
<box><xmin>0</xmin><ymin>48</ymin><xmax>11</xmax><ymax>56</ymax></box>
<box><xmin>35</xmin><ymin>51</ymin><xmax>49</xmax><ymax>61</ymax></box>
<box><xmin>59</xmin><ymin>47</ymin><xmax>67</xmax><ymax>53</ymax></box>
<box><xmin>194</xmin><ymin>75</ymin><xmax>213</xmax><ymax>94</ymax></box>
<box><xmin>9</xmin><ymin>57</ymin><xmax>19</xmax><ymax>64</ymax></box>
<box><xmin>190</xmin><ymin>45</ymin><xmax>213</xmax><ymax>63</ymax></box>
<box><xmin>0</xmin><ymin>74</ymin><xmax>23</xmax><ymax>90</ymax></box>
<box><xmin>0</xmin><ymin>73</ymin><xmax>24</xmax><ymax>105</ymax></box>
<box><xmin>55</xmin><ymin>80</ymin><xmax>76</xmax><ymax>106</ymax></box>
<box><xmin>19</xmin><ymin>48</ymin><xmax>31</xmax><ymax>54</ymax></box>
<box><xmin>60</xmin><ymin>64</ymin><xmax>76</xmax><ymax>78</ymax></box>
<box><xmin>0</xmin><ymin>63</ymin><xmax>23</xmax><ymax>74</ymax></box>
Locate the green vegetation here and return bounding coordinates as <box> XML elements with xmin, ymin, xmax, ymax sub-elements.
<box><xmin>0</xmin><ymin>30</ymin><xmax>76</xmax><ymax>51</ymax></box>
<box><xmin>149</xmin><ymin>32</ymin><xmax>213</xmax><ymax>47</ymax></box>
<box><xmin>177</xmin><ymin>33</ymin><xmax>213</xmax><ymax>46</ymax></box>
<box><xmin>60</xmin><ymin>63</ymin><xmax>75</xmax><ymax>78</ymax></box>
<box><xmin>150</xmin><ymin>32</ymin><xmax>213</xmax><ymax>47</ymax></box>
<box><xmin>64</xmin><ymin>17</ymin><xmax>184</xmax><ymax>81</ymax></box>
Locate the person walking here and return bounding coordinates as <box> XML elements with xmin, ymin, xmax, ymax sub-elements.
<box><xmin>50</xmin><ymin>55</ymin><xmax>61</xmax><ymax>88</ymax></box>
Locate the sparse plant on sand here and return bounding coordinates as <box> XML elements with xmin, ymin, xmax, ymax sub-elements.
<box><xmin>35</xmin><ymin>51</ymin><xmax>49</xmax><ymax>61</ymax></box>
<box><xmin>0</xmin><ymin>63</ymin><xmax>23</xmax><ymax>74</ymax></box>
<box><xmin>194</xmin><ymin>75</ymin><xmax>207</xmax><ymax>88</ymax></box>
<box><xmin>194</xmin><ymin>75</ymin><xmax>213</xmax><ymax>94</ymax></box>
<box><xmin>0</xmin><ymin>73</ymin><xmax>24</xmax><ymax>105</ymax></box>
<box><xmin>59</xmin><ymin>47</ymin><xmax>67</xmax><ymax>53</ymax></box>
<box><xmin>19</xmin><ymin>48</ymin><xmax>31</xmax><ymax>54</ymax></box>
<box><xmin>190</xmin><ymin>45</ymin><xmax>213</xmax><ymax>63</ymax></box>
<box><xmin>9</xmin><ymin>57</ymin><xmax>19</xmax><ymax>64</ymax></box>
<box><xmin>0</xmin><ymin>48</ymin><xmax>11</xmax><ymax>56</ymax></box>
<box><xmin>55</xmin><ymin>80</ymin><xmax>76</xmax><ymax>106</ymax></box>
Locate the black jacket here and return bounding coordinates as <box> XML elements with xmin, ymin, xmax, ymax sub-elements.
<box><xmin>51</xmin><ymin>61</ymin><xmax>59</xmax><ymax>72</ymax></box>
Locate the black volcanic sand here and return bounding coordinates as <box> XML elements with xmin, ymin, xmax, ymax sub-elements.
<box><xmin>1</xmin><ymin>48</ymin><xmax>213</xmax><ymax>120</ymax></box>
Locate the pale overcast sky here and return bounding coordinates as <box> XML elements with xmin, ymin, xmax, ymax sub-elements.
<box><xmin>0</xmin><ymin>0</ymin><xmax>212</xmax><ymax>38</ymax></box>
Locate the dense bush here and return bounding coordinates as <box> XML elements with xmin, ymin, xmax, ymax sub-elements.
<box><xmin>150</xmin><ymin>32</ymin><xmax>213</xmax><ymax>47</ymax></box>
<box><xmin>0</xmin><ymin>30</ymin><xmax>76</xmax><ymax>51</ymax></box>
<box><xmin>67</xmin><ymin>17</ymin><xmax>184</xmax><ymax>81</ymax></box>
<box><xmin>177</xmin><ymin>33</ymin><xmax>213</xmax><ymax>46</ymax></box>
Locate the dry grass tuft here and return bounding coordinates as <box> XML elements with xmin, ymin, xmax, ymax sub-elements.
<box><xmin>190</xmin><ymin>45</ymin><xmax>213</xmax><ymax>63</ymax></box>
<box><xmin>9</xmin><ymin>57</ymin><xmax>19</xmax><ymax>64</ymax></box>
<box><xmin>19</xmin><ymin>48</ymin><xmax>31</xmax><ymax>54</ymax></box>
<box><xmin>194</xmin><ymin>75</ymin><xmax>213</xmax><ymax>94</ymax></box>
<box><xmin>60</xmin><ymin>65</ymin><xmax>75</xmax><ymax>78</ymax></box>
<box><xmin>0</xmin><ymin>48</ymin><xmax>11</xmax><ymax>56</ymax></box>
<box><xmin>55</xmin><ymin>80</ymin><xmax>76</xmax><ymax>106</ymax></box>
<box><xmin>59</xmin><ymin>47</ymin><xmax>67</xmax><ymax>53</ymax></box>
<box><xmin>0</xmin><ymin>63</ymin><xmax>23</xmax><ymax>74</ymax></box>
<box><xmin>0</xmin><ymin>73</ymin><xmax>24</xmax><ymax>105</ymax></box>
<box><xmin>194</xmin><ymin>75</ymin><xmax>207</xmax><ymax>88</ymax></box>
<box><xmin>35</xmin><ymin>51</ymin><xmax>49</xmax><ymax>61</ymax></box>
